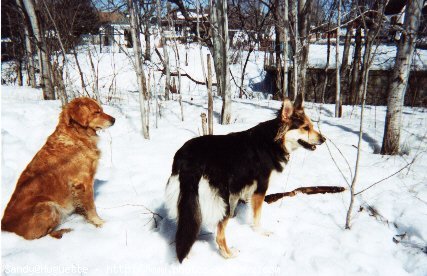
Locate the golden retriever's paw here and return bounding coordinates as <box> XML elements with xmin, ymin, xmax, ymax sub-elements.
<box><xmin>88</xmin><ymin>216</ymin><xmax>105</xmax><ymax>227</ymax></box>
<box><xmin>49</xmin><ymin>228</ymin><xmax>73</xmax><ymax>239</ymax></box>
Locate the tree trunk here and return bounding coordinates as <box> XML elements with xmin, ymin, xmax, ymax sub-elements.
<box><xmin>346</xmin><ymin>0</ymin><xmax>386</xmax><ymax>228</ymax></box>
<box><xmin>341</xmin><ymin>25</ymin><xmax>352</xmax><ymax>74</ymax></box>
<box><xmin>16</xmin><ymin>60</ymin><xmax>23</xmax><ymax>86</ymax></box>
<box><xmin>22</xmin><ymin>0</ymin><xmax>55</xmax><ymax>99</ymax></box>
<box><xmin>240</xmin><ymin>48</ymin><xmax>253</xmax><ymax>98</ymax></box>
<box><xmin>215</xmin><ymin>0</ymin><xmax>231</xmax><ymax>124</ymax></box>
<box><xmin>357</xmin><ymin>34</ymin><xmax>373</xmax><ymax>106</ymax></box>
<box><xmin>87</xmin><ymin>48</ymin><xmax>100</xmax><ymax>101</ymax></box>
<box><xmin>157</xmin><ymin>0</ymin><xmax>170</xmax><ymax>100</ymax></box>
<box><xmin>144</xmin><ymin>17</ymin><xmax>151</xmax><ymax>61</ymax></box>
<box><xmin>381</xmin><ymin>0</ymin><xmax>423</xmax><ymax>155</ymax></box>
<box><xmin>207</xmin><ymin>54</ymin><xmax>214</xmax><ymax>135</ymax></box>
<box><xmin>345</xmin><ymin>28</ymin><xmax>375</xmax><ymax>229</ymax></box>
<box><xmin>196</xmin><ymin>0</ymin><xmax>207</xmax><ymax>84</ymax></box>
<box><xmin>73</xmin><ymin>49</ymin><xmax>88</xmax><ymax>97</ymax></box>
<box><xmin>129</xmin><ymin>0</ymin><xmax>149</xmax><ymax>139</ymax></box>
<box><xmin>345</xmin><ymin>65</ymin><xmax>370</xmax><ymax>229</ymax></box>
<box><xmin>174</xmin><ymin>42</ymin><xmax>184</xmax><ymax>121</ymax></box>
<box><xmin>292</xmin><ymin>0</ymin><xmax>299</xmax><ymax>100</ymax></box>
<box><xmin>210</xmin><ymin>2</ymin><xmax>223</xmax><ymax>97</ymax></box>
<box><xmin>321</xmin><ymin>31</ymin><xmax>331</xmax><ymax>104</ymax></box>
<box><xmin>16</xmin><ymin>0</ymin><xmax>37</xmax><ymax>88</ymax></box>
<box><xmin>298</xmin><ymin>0</ymin><xmax>312</xmax><ymax>100</ymax></box>
<box><xmin>335</xmin><ymin>0</ymin><xmax>341</xmax><ymax>117</ymax></box>
<box><xmin>283</xmin><ymin>0</ymin><xmax>289</xmax><ymax>99</ymax></box>
<box><xmin>274</xmin><ymin>0</ymin><xmax>282</xmax><ymax>100</ymax></box>
<box><xmin>341</xmin><ymin>24</ymin><xmax>352</xmax><ymax>103</ymax></box>
<box><xmin>26</xmin><ymin>37</ymin><xmax>36</xmax><ymax>88</ymax></box>
<box><xmin>349</xmin><ymin>27</ymin><xmax>362</xmax><ymax>105</ymax></box>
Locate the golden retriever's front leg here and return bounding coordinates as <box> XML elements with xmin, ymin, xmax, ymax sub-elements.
<box><xmin>72</xmin><ymin>182</ymin><xmax>104</xmax><ymax>227</ymax></box>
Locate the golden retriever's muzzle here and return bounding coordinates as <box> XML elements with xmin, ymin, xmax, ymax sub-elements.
<box><xmin>104</xmin><ymin>113</ymin><xmax>116</xmax><ymax>126</ymax></box>
<box><xmin>90</xmin><ymin>112</ymin><xmax>115</xmax><ymax>130</ymax></box>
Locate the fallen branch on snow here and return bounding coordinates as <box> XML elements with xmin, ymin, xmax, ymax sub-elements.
<box><xmin>264</xmin><ymin>186</ymin><xmax>346</xmax><ymax>204</ymax></box>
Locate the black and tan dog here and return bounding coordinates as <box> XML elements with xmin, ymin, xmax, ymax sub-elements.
<box><xmin>165</xmin><ymin>95</ymin><xmax>325</xmax><ymax>262</ymax></box>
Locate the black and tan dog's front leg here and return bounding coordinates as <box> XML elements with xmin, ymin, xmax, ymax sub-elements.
<box><xmin>251</xmin><ymin>193</ymin><xmax>272</xmax><ymax>236</ymax></box>
<box><xmin>72</xmin><ymin>181</ymin><xmax>104</xmax><ymax>227</ymax></box>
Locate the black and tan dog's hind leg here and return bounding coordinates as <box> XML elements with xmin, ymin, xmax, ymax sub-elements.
<box><xmin>216</xmin><ymin>217</ymin><xmax>239</xmax><ymax>258</ymax></box>
<box><xmin>251</xmin><ymin>193</ymin><xmax>273</xmax><ymax>236</ymax></box>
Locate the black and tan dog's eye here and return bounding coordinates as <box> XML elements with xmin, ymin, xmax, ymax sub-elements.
<box><xmin>303</xmin><ymin>126</ymin><xmax>310</xmax><ymax>131</ymax></box>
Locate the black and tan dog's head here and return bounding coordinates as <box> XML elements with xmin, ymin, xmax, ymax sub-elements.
<box><xmin>61</xmin><ymin>97</ymin><xmax>115</xmax><ymax>133</ymax></box>
<box><xmin>276</xmin><ymin>94</ymin><xmax>325</xmax><ymax>152</ymax></box>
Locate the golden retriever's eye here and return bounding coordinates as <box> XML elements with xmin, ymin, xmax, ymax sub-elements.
<box><xmin>303</xmin><ymin>126</ymin><xmax>310</xmax><ymax>131</ymax></box>
<box><xmin>94</xmin><ymin>111</ymin><xmax>101</xmax><ymax>114</ymax></box>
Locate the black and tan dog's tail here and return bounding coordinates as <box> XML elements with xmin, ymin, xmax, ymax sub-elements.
<box><xmin>175</xmin><ymin>172</ymin><xmax>202</xmax><ymax>263</ymax></box>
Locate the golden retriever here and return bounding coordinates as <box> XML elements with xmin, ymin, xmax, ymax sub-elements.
<box><xmin>1</xmin><ymin>97</ymin><xmax>115</xmax><ymax>239</ymax></box>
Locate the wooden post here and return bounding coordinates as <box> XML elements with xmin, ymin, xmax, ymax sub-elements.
<box><xmin>201</xmin><ymin>113</ymin><xmax>207</xmax><ymax>135</ymax></box>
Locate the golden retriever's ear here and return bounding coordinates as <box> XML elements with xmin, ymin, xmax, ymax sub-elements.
<box><xmin>61</xmin><ymin>106</ymin><xmax>71</xmax><ymax>126</ymax></box>
<box><xmin>67</xmin><ymin>103</ymin><xmax>89</xmax><ymax>127</ymax></box>
<box><xmin>281</xmin><ymin>98</ymin><xmax>293</xmax><ymax>123</ymax></box>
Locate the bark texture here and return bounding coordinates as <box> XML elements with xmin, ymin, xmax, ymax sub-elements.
<box><xmin>381</xmin><ymin>0</ymin><xmax>423</xmax><ymax>155</ymax></box>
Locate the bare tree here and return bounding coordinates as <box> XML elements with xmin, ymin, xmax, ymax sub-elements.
<box><xmin>274</xmin><ymin>0</ymin><xmax>283</xmax><ymax>99</ymax></box>
<box><xmin>297</xmin><ymin>0</ymin><xmax>312</xmax><ymax>99</ymax></box>
<box><xmin>219</xmin><ymin>0</ymin><xmax>231</xmax><ymax>124</ymax></box>
<box><xmin>22</xmin><ymin>0</ymin><xmax>55</xmax><ymax>99</ymax></box>
<box><xmin>349</xmin><ymin>27</ymin><xmax>362</xmax><ymax>105</ymax></box>
<box><xmin>381</xmin><ymin>0</ymin><xmax>424</xmax><ymax>155</ymax></box>
<box><xmin>157</xmin><ymin>0</ymin><xmax>171</xmax><ymax>100</ymax></box>
<box><xmin>195</xmin><ymin>0</ymin><xmax>207</xmax><ymax>83</ymax></box>
<box><xmin>335</xmin><ymin>0</ymin><xmax>341</xmax><ymax>117</ymax></box>
<box><xmin>345</xmin><ymin>0</ymin><xmax>386</xmax><ymax>229</ymax></box>
<box><xmin>283</xmin><ymin>0</ymin><xmax>289</xmax><ymax>98</ymax></box>
<box><xmin>14</xmin><ymin>0</ymin><xmax>36</xmax><ymax>87</ymax></box>
<box><xmin>140</xmin><ymin>1</ymin><xmax>156</xmax><ymax>61</ymax></box>
<box><xmin>291</xmin><ymin>0</ymin><xmax>299</xmax><ymax>100</ymax></box>
<box><xmin>128</xmin><ymin>0</ymin><xmax>150</xmax><ymax>139</ymax></box>
<box><xmin>210</xmin><ymin>0</ymin><xmax>231</xmax><ymax>124</ymax></box>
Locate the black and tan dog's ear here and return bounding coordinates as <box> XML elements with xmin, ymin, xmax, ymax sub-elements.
<box><xmin>294</xmin><ymin>93</ymin><xmax>304</xmax><ymax>110</ymax></box>
<box><xmin>281</xmin><ymin>98</ymin><xmax>294</xmax><ymax>123</ymax></box>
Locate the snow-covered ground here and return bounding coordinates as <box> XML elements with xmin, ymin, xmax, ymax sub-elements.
<box><xmin>1</xmin><ymin>43</ymin><xmax>427</xmax><ymax>275</ymax></box>
<box><xmin>2</xmin><ymin>85</ymin><xmax>427</xmax><ymax>276</ymax></box>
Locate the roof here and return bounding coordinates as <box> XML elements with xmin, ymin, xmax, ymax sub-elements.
<box><xmin>98</xmin><ymin>12</ymin><xmax>129</xmax><ymax>25</ymax></box>
<box><xmin>175</xmin><ymin>11</ymin><xmax>208</xmax><ymax>20</ymax></box>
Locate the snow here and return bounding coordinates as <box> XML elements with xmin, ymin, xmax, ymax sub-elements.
<box><xmin>176</xmin><ymin>11</ymin><xmax>207</xmax><ymax>20</ymax></box>
<box><xmin>1</xmin><ymin>43</ymin><xmax>427</xmax><ymax>275</ymax></box>
<box><xmin>308</xmin><ymin>44</ymin><xmax>427</xmax><ymax>70</ymax></box>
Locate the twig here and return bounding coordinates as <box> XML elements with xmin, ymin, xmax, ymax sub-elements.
<box><xmin>99</xmin><ymin>203</ymin><xmax>163</xmax><ymax>220</ymax></box>
<box><xmin>265</xmin><ymin>186</ymin><xmax>346</xmax><ymax>204</ymax></box>
<box><xmin>327</xmin><ymin>136</ymin><xmax>354</xmax><ymax>181</ymax></box>
<box><xmin>354</xmin><ymin>156</ymin><xmax>418</xmax><ymax>195</ymax></box>
<box><xmin>317</xmin><ymin>122</ymin><xmax>351</xmax><ymax>186</ymax></box>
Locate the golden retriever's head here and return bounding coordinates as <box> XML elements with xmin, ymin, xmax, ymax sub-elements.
<box><xmin>61</xmin><ymin>97</ymin><xmax>115</xmax><ymax>132</ymax></box>
<box><xmin>276</xmin><ymin>94</ymin><xmax>325</xmax><ymax>152</ymax></box>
